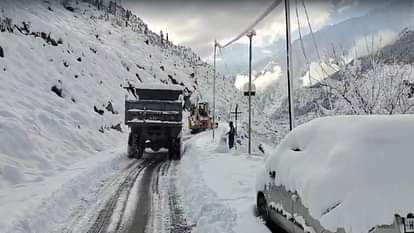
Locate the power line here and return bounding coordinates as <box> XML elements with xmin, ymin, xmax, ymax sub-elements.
<box><xmin>301</xmin><ymin>0</ymin><xmax>334</xmax><ymax>109</ymax></box>
<box><xmin>295</xmin><ymin>0</ymin><xmax>322</xmax><ymax>85</ymax></box>
<box><xmin>295</xmin><ymin>0</ymin><xmax>308</xmax><ymax>63</ymax></box>
<box><xmin>301</xmin><ymin>0</ymin><xmax>332</xmax><ymax>79</ymax></box>
<box><xmin>302</xmin><ymin>0</ymin><xmax>337</xmax><ymax>75</ymax></box>
<box><xmin>295</xmin><ymin>0</ymin><xmax>313</xmax><ymax>85</ymax></box>
<box><xmin>218</xmin><ymin>0</ymin><xmax>282</xmax><ymax>49</ymax></box>
<box><xmin>302</xmin><ymin>0</ymin><xmax>321</xmax><ymax>60</ymax></box>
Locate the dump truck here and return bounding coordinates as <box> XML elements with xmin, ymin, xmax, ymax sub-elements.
<box><xmin>124</xmin><ymin>84</ymin><xmax>183</xmax><ymax>160</ymax></box>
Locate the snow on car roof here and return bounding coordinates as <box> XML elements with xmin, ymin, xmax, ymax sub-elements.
<box><xmin>135</xmin><ymin>83</ymin><xmax>184</xmax><ymax>91</ymax></box>
<box><xmin>265</xmin><ymin>115</ymin><xmax>414</xmax><ymax>233</ymax></box>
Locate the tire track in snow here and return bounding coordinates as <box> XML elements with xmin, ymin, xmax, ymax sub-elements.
<box><xmin>59</xmin><ymin>159</ymin><xmax>143</xmax><ymax>233</ymax></box>
<box><xmin>85</xmin><ymin>159</ymin><xmax>153</xmax><ymax>233</ymax></box>
<box><xmin>145</xmin><ymin>160</ymin><xmax>192</xmax><ymax>233</ymax></box>
<box><xmin>126</xmin><ymin>156</ymin><xmax>166</xmax><ymax>233</ymax></box>
<box><xmin>61</xmin><ymin>150</ymin><xmax>191</xmax><ymax>233</ymax></box>
<box><xmin>167</xmin><ymin>161</ymin><xmax>193</xmax><ymax>233</ymax></box>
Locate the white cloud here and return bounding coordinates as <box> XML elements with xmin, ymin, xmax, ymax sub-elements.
<box><xmin>235</xmin><ymin>65</ymin><xmax>282</xmax><ymax>90</ymax></box>
<box><xmin>237</xmin><ymin>1</ymin><xmax>334</xmax><ymax>48</ymax></box>
<box><xmin>348</xmin><ymin>30</ymin><xmax>397</xmax><ymax>59</ymax></box>
<box><xmin>125</xmin><ymin>1</ymin><xmax>334</xmax><ymax>57</ymax></box>
<box><xmin>300</xmin><ymin>60</ymin><xmax>339</xmax><ymax>86</ymax></box>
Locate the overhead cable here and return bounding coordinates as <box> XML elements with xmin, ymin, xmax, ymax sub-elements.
<box><xmin>302</xmin><ymin>0</ymin><xmax>321</xmax><ymax>60</ymax></box>
<box><xmin>295</xmin><ymin>0</ymin><xmax>316</xmax><ymax>85</ymax></box>
<box><xmin>295</xmin><ymin>0</ymin><xmax>309</xmax><ymax>65</ymax></box>
<box><xmin>218</xmin><ymin>0</ymin><xmax>282</xmax><ymax>48</ymax></box>
<box><xmin>302</xmin><ymin>0</ymin><xmax>332</xmax><ymax>77</ymax></box>
<box><xmin>301</xmin><ymin>0</ymin><xmax>334</xmax><ymax>109</ymax></box>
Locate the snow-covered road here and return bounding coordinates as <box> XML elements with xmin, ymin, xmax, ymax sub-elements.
<box><xmin>1</xmin><ymin>148</ymin><xmax>190</xmax><ymax>233</ymax></box>
<box><xmin>62</xmin><ymin>152</ymin><xmax>191</xmax><ymax>233</ymax></box>
<box><xmin>1</xmin><ymin>128</ymin><xmax>274</xmax><ymax>233</ymax></box>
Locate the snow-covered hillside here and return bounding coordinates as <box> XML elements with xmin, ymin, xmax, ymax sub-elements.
<box><xmin>0</xmin><ymin>0</ymin><xmax>239</xmax><ymax>231</ymax></box>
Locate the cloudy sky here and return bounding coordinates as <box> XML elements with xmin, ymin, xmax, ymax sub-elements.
<box><xmin>123</xmin><ymin>0</ymin><xmax>389</xmax><ymax>58</ymax></box>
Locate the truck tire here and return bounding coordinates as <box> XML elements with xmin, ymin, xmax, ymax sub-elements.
<box><xmin>135</xmin><ymin>143</ymin><xmax>144</xmax><ymax>159</ymax></box>
<box><xmin>168</xmin><ymin>138</ymin><xmax>175</xmax><ymax>160</ymax></box>
<box><xmin>168</xmin><ymin>138</ymin><xmax>181</xmax><ymax>160</ymax></box>
<box><xmin>128</xmin><ymin>132</ymin><xmax>144</xmax><ymax>159</ymax></box>
<box><xmin>175</xmin><ymin>138</ymin><xmax>182</xmax><ymax>160</ymax></box>
<box><xmin>127</xmin><ymin>132</ymin><xmax>137</xmax><ymax>159</ymax></box>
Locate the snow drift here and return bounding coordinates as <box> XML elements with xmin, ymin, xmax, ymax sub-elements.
<box><xmin>265</xmin><ymin>115</ymin><xmax>414</xmax><ymax>233</ymax></box>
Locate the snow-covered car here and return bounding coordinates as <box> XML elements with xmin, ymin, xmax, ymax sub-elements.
<box><xmin>256</xmin><ymin>115</ymin><xmax>414</xmax><ymax>233</ymax></box>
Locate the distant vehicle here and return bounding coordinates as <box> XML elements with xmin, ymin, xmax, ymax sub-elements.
<box><xmin>256</xmin><ymin>116</ymin><xmax>414</xmax><ymax>233</ymax></box>
<box><xmin>124</xmin><ymin>84</ymin><xmax>183</xmax><ymax>160</ymax></box>
<box><xmin>188</xmin><ymin>101</ymin><xmax>213</xmax><ymax>134</ymax></box>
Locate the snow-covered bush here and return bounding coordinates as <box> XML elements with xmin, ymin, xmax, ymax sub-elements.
<box><xmin>325</xmin><ymin>59</ymin><xmax>414</xmax><ymax>114</ymax></box>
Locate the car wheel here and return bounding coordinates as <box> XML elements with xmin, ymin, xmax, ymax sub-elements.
<box><xmin>257</xmin><ymin>193</ymin><xmax>270</xmax><ymax>223</ymax></box>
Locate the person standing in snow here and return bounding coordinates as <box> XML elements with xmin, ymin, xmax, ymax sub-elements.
<box><xmin>226</xmin><ymin>121</ymin><xmax>235</xmax><ymax>149</ymax></box>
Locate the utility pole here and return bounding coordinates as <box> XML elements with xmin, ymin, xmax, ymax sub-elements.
<box><xmin>246</xmin><ymin>30</ymin><xmax>256</xmax><ymax>155</ymax></box>
<box><xmin>212</xmin><ymin>40</ymin><xmax>218</xmax><ymax>140</ymax></box>
<box><xmin>285</xmin><ymin>0</ymin><xmax>295</xmax><ymax>131</ymax></box>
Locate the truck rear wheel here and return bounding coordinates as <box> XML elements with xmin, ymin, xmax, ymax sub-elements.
<box><xmin>127</xmin><ymin>132</ymin><xmax>136</xmax><ymax>159</ymax></box>
<box><xmin>127</xmin><ymin>132</ymin><xmax>144</xmax><ymax>159</ymax></box>
<box><xmin>175</xmin><ymin>138</ymin><xmax>182</xmax><ymax>160</ymax></box>
<box><xmin>168</xmin><ymin>138</ymin><xmax>181</xmax><ymax>160</ymax></box>
<box><xmin>136</xmin><ymin>143</ymin><xmax>144</xmax><ymax>159</ymax></box>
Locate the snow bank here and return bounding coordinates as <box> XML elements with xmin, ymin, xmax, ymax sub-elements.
<box><xmin>179</xmin><ymin>127</ymin><xmax>270</xmax><ymax>233</ymax></box>
<box><xmin>179</xmin><ymin>130</ymin><xmax>237</xmax><ymax>233</ymax></box>
<box><xmin>265</xmin><ymin>115</ymin><xmax>414</xmax><ymax>233</ymax></box>
<box><xmin>1</xmin><ymin>148</ymin><xmax>131</xmax><ymax>233</ymax></box>
<box><xmin>135</xmin><ymin>82</ymin><xmax>184</xmax><ymax>91</ymax></box>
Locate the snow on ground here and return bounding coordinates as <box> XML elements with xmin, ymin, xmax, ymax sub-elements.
<box><xmin>179</xmin><ymin>126</ymin><xmax>270</xmax><ymax>233</ymax></box>
<box><xmin>262</xmin><ymin>115</ymin><xmax>414</xmax><ymax>233</ymax></box>
<box><xmin>1</xmin><ymin>147</ymin><xmax>132</xmax><ymax>233</ymax></box>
